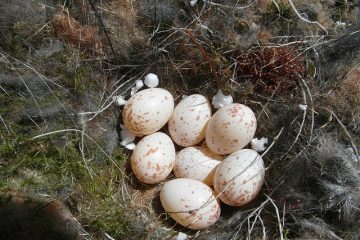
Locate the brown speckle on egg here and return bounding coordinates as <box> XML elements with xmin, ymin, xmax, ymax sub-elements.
<box><xmin>214</xmin><ymin>149</ymin><xmax>265</xmax><ymax>206</ymax></box>
<box><xmin>122</xmin><ymin>88</ymin><xmax>174</xmax><ymax>135</ymax></box>
<box><xmin>131</xmin><ymin>132</ymin><xmax>175</xmax><ymax>184</ymax></box>
<box><xmin>206</xmin><ymin>103</ymin><xmax>256</xmax><ymax>154</ymax></box>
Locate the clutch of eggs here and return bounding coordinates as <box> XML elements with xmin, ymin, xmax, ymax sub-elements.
<box><xmin>122</xmin><ymin>87</ymin><xmax>266</xmax><ymax>229</ymax></box>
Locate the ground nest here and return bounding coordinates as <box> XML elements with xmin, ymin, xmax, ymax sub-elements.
<box><xmin>0</xmin><ymin>0</ymin><xmax>360</xmax><ymax>239</ymax></box>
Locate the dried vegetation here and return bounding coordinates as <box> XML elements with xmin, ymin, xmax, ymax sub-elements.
<box><xmin>51</xmin><ymin>10</ymin><xmax>104</xmax><ymax>56</ymax></box>
<box><xmin>235</xmin><ymin>46</ymin><xmax>306</xmax><ymax>94</ymax></box>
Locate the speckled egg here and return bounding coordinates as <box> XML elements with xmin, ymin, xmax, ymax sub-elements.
<box><xmin>123</xmin><ymin>88</ymin><xmax>174</xmax><ymax>136</ymax></box>
<box><xmin>131</xmin><ymin>132</ymin><xmax>175</xmax><ymax>184</ymax></box>
<box><xmin>160</xmin><ymin>178</ymin><xmax>221</xmax><ymax>229</ymax></box>
<box><xmin>168</xmin><ymin>94</ymin><xmax>211</xmax><ymax>147</ymax></box>
<box><xmin>206</xmin><ymin>103</ymin><xmax>256</xmax><ymax>154</ymax></box>
<box><xmin>213</xmin><ymin>149</ymin><xmax>265</xmax><ymax>206</ymax></box>
<box><xmin>174</xmin><ymin>146</ymin><xmax>223</xmax><ymax>186</ymax></box>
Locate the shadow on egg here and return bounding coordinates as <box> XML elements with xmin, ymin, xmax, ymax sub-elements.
<box><xmin>121</xmin><ymin>145</ymin><xmax>157</xmax><ymax>190</ymax></box>
<box><xmin>151</xmin><ymin>193</ymin><xmax>199</xmax><ymax>234</ymax></box>
<box><xmin>217</xmin><ymin>186</ymin><xmax>268</xmax><ymax>219</ymax></box>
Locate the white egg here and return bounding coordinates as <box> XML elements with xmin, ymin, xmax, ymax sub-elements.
<box><xmin>123</xmin><ymin>88</ymin><xmax>174</xmax><ymax>136</ymax></box>
<box><xmin>206</xmin><ymin>103</ymin><xmax>257</xmax><ymax>154</ymax></box>
<box><xmin>213</xmin><ymin>149</ymin><xmax>265</xmax><ymax>206</ymax></box>
<box><xmin>131</xmin><ymin>132</ymin><xmax>175</xmax><ymax>184</ymax></box>
<box><xmin>168</xmin><ymin>94</ymin><xmax>211</xmax><ymax>147</ymax></box>
<box><xmin>174</xmin><ymin>146</ymin><xmax>223</xmax><ymax>186</ymax></box>
<box><xmin>160</xmin><ymin>178</ymin><xmax>221</xmax><ymax>229</ymax></box>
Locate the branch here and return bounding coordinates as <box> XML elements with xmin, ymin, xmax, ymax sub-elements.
<box><xmin>288</xmin><ymin>0</ymin><xmax>328</xmax><ymax>34</ymax></box>
<box><xmin>186</xmin><ymin>29</ymin><xmax>222</xmax><ymax>90</ymax></box>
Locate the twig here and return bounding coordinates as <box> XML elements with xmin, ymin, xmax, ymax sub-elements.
<box><xmin>0</xmin><ymin>114</ymin><xmax>10</xmax><ymax>135</ymax></box>
<box><xmin>278</xmin><ymin>85</ymin><xmax>308</xmax><ymax>161</ymax></box>
<box><xmin>186</xmin><ymin>29</ymin><xmax>222</xmax><ymax>90</ymax></box>
<box><xmin>78</xmin><ymin>98</ymin><xmax>116</xmax><ymax>122</ymax></box>
<box><xmin>32</xmin><ymin>129</ymin><xmax>126</xmax><ymax>174</ymax></box>
<box><xmin>294</xmin><ymin>82</ymin><xmax>308</xmax><ymax>145</ymax></box>
<box><xmin>288</xmin><ymin>0</ymin><xmax>328</xmax><ymax>34</ymax></box>
<box><xmin>245</xmin><ymin>199</ymin><xmax>268</xmax><ymax>240</ymax></box>
<box><xmin>0</xmin><ymin>52</ymin><xmax>43</xmax><ymax>121</ymax></box>
<box><xmin>271</xmin><ymin>0</ymin><xmax>281</xmax><ymax>15</ymax></box>
<box><xmin>262</xmin><ymin>127</ymin><xmax>284</xmax><ymax>159</ymax></box>
<box><xmin>78</xmin><ymin>117</ymin><xmax>94</xmax><ymax>179</ymax></box>
<box><xmin>266</xmin><ymin>195</ymin><xmax>284</xmax><ymax>240</ymax></box>
<box><xmin>300</xmin><ymin>76</ymin><xmax>314</xmax><ymax>139</ymax></box>
<box><xmin>320</xmin><ymin>107</ymin><xmax>360</xmax><ymax>161</ymax></box>
<box><xmin>264</xmin><ymin>127</ymin><xmax>284</xmax><ymax>171</ymax></box>
<box><xmin>344</xmin><ymin>62</ymin><xmax>360</xmax><ymax>79</ymax></box>
<box><xmin>87</xmin><ymin>0</ymin><xmax>116</xmax><ymax>56</ymax></box>
<box><xmin>203</xmin><ymin>0</ymin><xmax>254</xmax><ymax>9</ymax></box>
<box><xmin>25</xmin><ymin>21</ymin><xmax>51</xmax><ymax>42</ymax></box>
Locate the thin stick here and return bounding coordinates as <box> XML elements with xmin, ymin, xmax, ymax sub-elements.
<box><xmin>247</xmin><ymin>203</ymin><xmax>266</xmax><ymax>240</ymax></box>
<box><xmin>0</xmin><ymin>52</ymin><xmax>43</xmax><ymax>121</ymax></box>
<box><xmin>87</xmin><ymin>0</ymin><xmax>116</xmax><ymax>55</ymax></box>
<box><xmin>271</xmin><ymin>0</ymin><xmax>281</xmax><ymax>15</ymax></box>
<box><xmin>0</xmin><ymin>114</ymin><xmax>10</xmax><ymax>135</ymax></box>
<box><xmin>32</xmin><ymin>129</ymin><xmax>126</xmax><ymax>174</ymax></box>
<box><xmin>320</xmin><ymin>107</ymin><xmax>360</xmax><ymax>161</ymax></box>
<box><xmin>266</xmin><ymin>195</ymin><xmax>284</xmax><ymax>240</ymax></box>
<box><xmin>262</xmin><ymin>127</ymin><xmax>284</xmax><ymax>158</ymax></box>
<box><xmin>264</xmin><ymin>127</ymin><xmax>284</xmax><ymax>170</ymax></box>
<box><xmin>186</xmin><ymin>29</ymin><xmax>222</xmax><ymax>90</ymax></box>
<box><xmin>79</xmin><ymin>119</ymin><xmax>94</xmax><ymax>179</ymax></box>
<box><xmin>278</xmin><ymin>85</ymin><xmax>308</xmax><ymax>161</ymax></box>
<box><xmin>288</xmin><ymin>0</ymin><xmax>328</xmax><ymax>34</ymax></box>
<box><xmin>234</xmin><ymin>198</ymin><xmax>270</xmax><ymax>239</ymax></box>
<box><xmin>300</xmin><ymin>77</ymin><xmax>314</xmax><ymax>139</ymax></box>
<box><xmin>203</xmin><ymin>0</ymin><xmax>254</xmax><ymax>9</ymax></box>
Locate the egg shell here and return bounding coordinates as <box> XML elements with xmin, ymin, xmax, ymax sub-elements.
<box><xmin>214</xmin><ymin>149</ymin><xmax>265</xmax><ymax>206</ymax></box>
<box><xmin>131</xmin><ymin>132</ymin><xmax>175</xmax><ymax>184</ymax></box>
<box><xmin>160</xmin><ymin>178</ymin><xmax>221</xmax><ymax>229</ymax></box>
<box><xmin>168</xmin><ymin>94</ymin><xmax>211</xmax><ymax>147</ymax></box>
<box><xmin>123</xmin><ymin>88</ymin><xmax>174</xmax><ymax>136</ymax></box>
<box><xmin>174</xmin><ymin>146</ymin><xmax>223</xmax><ymax>186</ymax></box>
<box><xmin>206</xmin><ymin>103</ymin><xmax>257</xmax><ymax>154</ymax></box>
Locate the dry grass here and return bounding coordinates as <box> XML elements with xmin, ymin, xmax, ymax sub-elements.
<box><xmin>100</xmin><ymin>0</ymin><xmax>146</xmax><ymax>58</ymax></box>
<box><xmin>51</xmin><ymin>10</ymin><xmax>104</xmax><ymax>57</ymax></box>
<box><xmin>325</xmin><ymin>65</ymin><xmax>360</xmax><ymax>131</ymax></box>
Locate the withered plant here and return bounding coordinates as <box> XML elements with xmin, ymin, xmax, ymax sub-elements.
<box><xmin>236</xmin><ymin>46</ymin><xmax>306</xmax><ymax>95</ymax></box>
<box><xmin>51</xmin><ymin>9</ymin><xmax>104</xmax><ymax>56</ymax></box>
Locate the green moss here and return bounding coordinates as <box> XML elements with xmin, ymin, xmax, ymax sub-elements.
<box><xmin>0</xmin><ymin>119</ymin><xmax>137</xmax><ymax>237</ymax></box>
<box><xmin>79</xmin><ymin>171</ymin><xmax>140</xmax><ymax>238</ymax></box>
<box><xmin>2</xmin><ymin>22</ymin><xmax>26</xmax><ymax>57</ymax></box>
<box><xmin>1</xmin><ymin>19</ymin><xmax>47</xmax><ymax>60</ymax></box>
<box><xmin>0</xmin><ymin>92</ymin><xmax>25</xmax><ymax>116</ymax></box>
